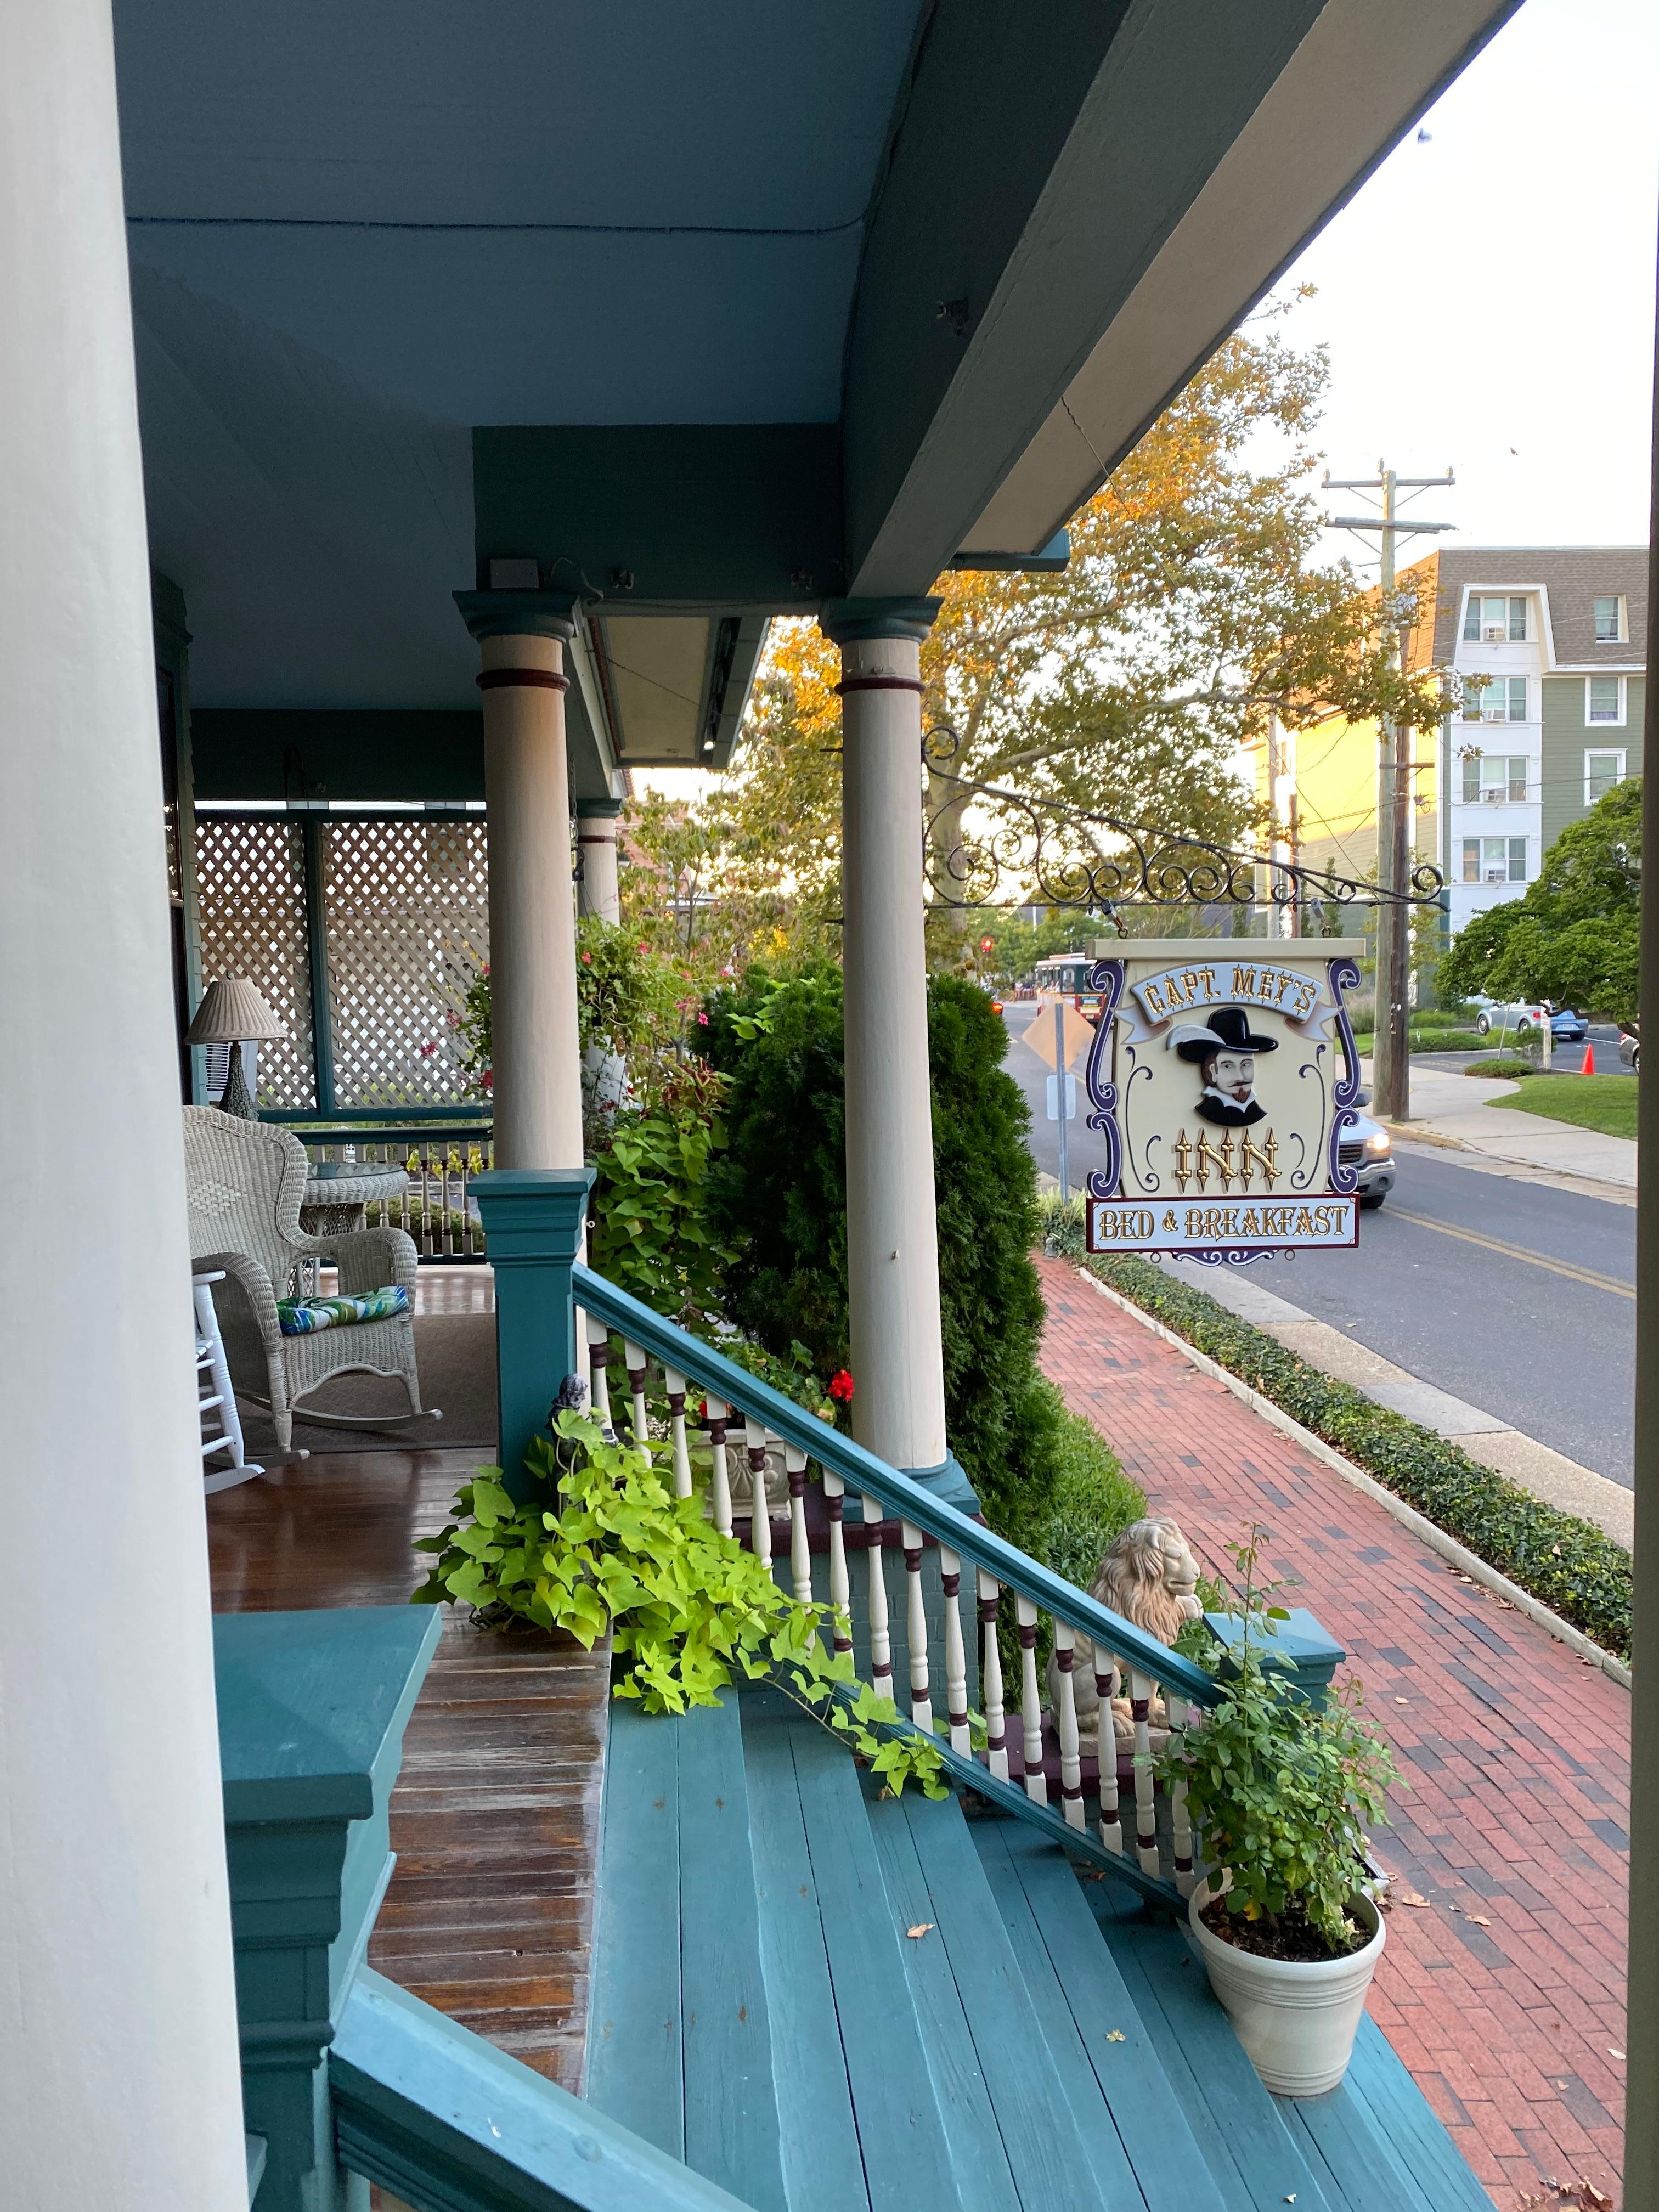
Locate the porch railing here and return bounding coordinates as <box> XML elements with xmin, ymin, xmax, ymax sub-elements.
<box><xmin>572</xmin><ymin>1259</ymin><xmax>1218</xmax><ymax>1910</ymax></box>
<box><xmin>276</xmin><ymin>1116</ymin><xmax>493</xmax><ymax>1260</ymax></box>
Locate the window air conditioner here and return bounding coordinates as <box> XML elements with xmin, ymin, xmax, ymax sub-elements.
<box><xmin>1482</xmin><ymin>710</ymin><xmax>1509</xmax><ymax>724</ymax></box>
<box><xmin>1484</xmin><ymin>867</ymin><xmax>1508</xmax><ymax>883</ymax></box>
<box><xmin>1482</xmin><ymin>624</ymin><xmax>1508</xmax><ymax>642</ymax></box>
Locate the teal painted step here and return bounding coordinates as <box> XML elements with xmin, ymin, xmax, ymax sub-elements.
<box><xmin>586</xmin><ymin>1688</ymin><xmax>1233</xmax><ymax>2211</ymax></box>
<box><xmin>1073</xmin><ymin>1859</ymin><xmax>1495</xmax><ymax>2212</ymax></box>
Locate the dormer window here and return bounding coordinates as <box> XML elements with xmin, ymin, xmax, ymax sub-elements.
<box><xmin>1593</xmin><ymin>595</ymin><xmax>1627</xmax><ymax>643</ymax></box>
<box><xmin>1462</xmin><ymin>594</ymin><xmax>1527</xmax><ymax>644</ymax></box>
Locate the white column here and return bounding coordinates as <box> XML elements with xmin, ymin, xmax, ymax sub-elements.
<box><xmin>456</xmin><ymin>602</ymin><xmax>586</xmax><ymax>1171</ymax></box>
<box><xmin>575</xmin><ymin>798</ymin><xmax>624</xmax><ymax>926</ymax></box>
<box><xmin>826</xmin><ymin>602</ymin><xmax>950</xmax><ymax>1475</ymax></box>
<box><xmin>1</xmin><ymin>7</ymin><xmax>248</xmax><ymax>2205</ymax></box>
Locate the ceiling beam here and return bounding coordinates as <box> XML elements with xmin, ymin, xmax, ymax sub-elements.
<box><xmin>843</xmin><ymin>0</ymin><xmax>1516</xmax><ymax>597</ymax></box>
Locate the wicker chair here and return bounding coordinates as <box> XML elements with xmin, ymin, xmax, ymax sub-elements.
<box><xmin>183</xmin><ymin>1107</ymin><xmax>428</xmax><ymax>1452</ymax></box>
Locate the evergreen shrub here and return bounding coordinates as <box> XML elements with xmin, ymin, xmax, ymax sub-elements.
<box><xmin>703</xmin><ymin>968</ymin><xmax>1070</xmax><ymax>1532</ymax></box>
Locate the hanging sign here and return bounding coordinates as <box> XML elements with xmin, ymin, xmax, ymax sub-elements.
<box><xmin>1082</xmin><ymin>941</ymin><xmax>1366</xmax><ymax>1265</ymax></box>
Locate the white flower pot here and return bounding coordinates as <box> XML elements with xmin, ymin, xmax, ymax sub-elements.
<box><xmin>1188</xmin><ymin>1876</ymin><xmax>1385</xmax><ymax>2097</ymax></box>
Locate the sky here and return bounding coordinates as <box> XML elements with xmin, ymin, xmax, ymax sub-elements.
<box><xmin>1280</xmin><ymin>0</ymin><xmax>1657</xmax><ymax>578</ymax></box>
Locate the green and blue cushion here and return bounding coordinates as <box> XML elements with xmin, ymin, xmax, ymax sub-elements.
<box><xmin>276</xmin><ymin>1285</ymin><xmax>410</xmax><ymax>1336</ymax></box>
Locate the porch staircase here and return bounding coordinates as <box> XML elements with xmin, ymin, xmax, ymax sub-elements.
<box><xmin>585</xmin><ymin>1688</ymin><xmax>1493</xmax><ymax>2212</ymax></box>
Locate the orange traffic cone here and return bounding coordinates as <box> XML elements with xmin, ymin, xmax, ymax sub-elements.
<box><xmin>1582</xmin><ymin>1042</ymin><xmax>1595</xmax><ymax>1075</ymax></box>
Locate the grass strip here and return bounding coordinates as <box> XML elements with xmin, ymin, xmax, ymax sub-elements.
<box><xmin>1069</xmin><ymin>1245</ymin><xmax>1632</xmax><ymax>1659</ymax></box>
<box><xmin>1489</xmin><ymin>1073</ymin><xmax>1638</xmax><ymax>1141</ymax></box>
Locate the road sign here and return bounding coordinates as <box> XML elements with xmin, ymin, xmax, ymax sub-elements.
<box><xmin>1022</xmin><ymin>994</ymin><xmax>1095</xmax><ymax>1073</ymax></box>
<box><xmin>1045</xmin><ymin>1073</ymin><xmax>1077</xmax><ymax>1121</ymax></box>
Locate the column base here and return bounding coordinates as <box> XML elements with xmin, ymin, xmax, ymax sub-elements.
<box><xmin>898</xmin><ymin>1451</ymin><xmax>979</xmax><ymax>1515</ymax></box>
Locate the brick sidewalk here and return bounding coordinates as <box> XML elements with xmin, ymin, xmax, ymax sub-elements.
<box><xmin>1036</xmin><ymin>1255</ymin><xmax>1629</xmax><ymax>2212</ymax></box>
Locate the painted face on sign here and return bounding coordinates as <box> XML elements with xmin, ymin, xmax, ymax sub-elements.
<box><xmin>1207</xmin><ymin>1048</ymin><xmax>1255</xmax><ymax>1105</ymax></box>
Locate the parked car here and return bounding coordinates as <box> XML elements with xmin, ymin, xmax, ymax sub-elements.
<box><xmin>1620</xmin><ymin>1023</ymin><xmax>1640</xmax><ymax>1073</ymax></box>
<box><xmin>1472</xmin><ymin>1000</ymin><xmax>1585</xmax><ymax>1043</ymax></box>
<box><xmin>1338</xmin><ymin>1092</ymin><xmax>1395</xmax><ymax>1210</ymax></box>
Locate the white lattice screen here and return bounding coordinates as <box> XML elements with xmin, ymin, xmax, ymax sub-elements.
<box><xmin>322</xmin><ymin>818</ymin><xmax>489</xmax><ymax>1107</ymax></box>
<box><xmin>194</xmin><ymin>816</ymin><xmax>317</xmax><ymax>1108</ymax></box>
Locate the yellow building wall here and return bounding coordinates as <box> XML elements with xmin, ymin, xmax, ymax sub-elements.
<box><xmin>1256</xmin><ymin>717</ymin><xmax>1441</xmax><ymax>893</ymax></box>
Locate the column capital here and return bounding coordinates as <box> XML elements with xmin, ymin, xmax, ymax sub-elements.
<box><xmin>574</xmin><ymin>795</ymin><xmax>625</xmax><ymax>821</ymax></box>
<box><xmin>817</xmin><ymin>596</ymin><xmax>942</xmax><ymax>647</ymax></box>
<box><xmin>453</xmin><ymin>589</ymin><xmax>579</xmax><ymax>645</ymax></box>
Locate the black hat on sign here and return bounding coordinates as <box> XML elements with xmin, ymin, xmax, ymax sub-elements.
<box><xmin>1172</xmin><ymin>1006</ymin><xmax>1279</xmax><ymax>1062</ymax></box>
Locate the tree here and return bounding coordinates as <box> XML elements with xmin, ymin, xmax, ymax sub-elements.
<box><xmin>701</xmin><ymin>968</ymin><xmax>1056</xmax><ymax>1527</ymax></box>
<box><xmin>1438</xmin><ymin>777</ymin><xmax>1642</xmax><ymax>1020</ymax></box>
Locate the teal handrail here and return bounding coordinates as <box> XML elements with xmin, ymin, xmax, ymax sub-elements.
<box><xmin>331</xmin><ymin>1968</ymin><xmax>759</xmax><ymax>2212</ymax></box>
<box><xmin>573</xmin><ymin>1261</ymin><xmax>1218</xmax><ymax>1709</ymax></box>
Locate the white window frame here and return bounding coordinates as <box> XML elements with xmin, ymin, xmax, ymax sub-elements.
<box><xmin>1462</xmin><ymin>676</ymin><xmax>1527</xmax><ymax>725</ymax></box>
<box><xmin>1584</xmin><ymin>748</ymin><xmax>1627</xmax><ymax>806</ymax></box>
<box><xmin>1592</xmin><ymin>594</ymin><xmax>1627</xmax><ymax>645</ymax></box>
<box><xmin>1460</xmin><ymin>753</ymin><xmax>1528</xmax><ymax>805</ymax></box>
<box><xmin>1585</xmin><ymin>675</ymin><xmax>1626</xmax><ymax>727</ymax></box>
<box><xmin>1462</xmin><ymin>593</ymin><xmax>1529</xmax><ymax>645</ymax></box>
<box><xmin>1462</xmin><ymin>836</ymin><xmax>1528</xmax><ymax>887</ymax></box>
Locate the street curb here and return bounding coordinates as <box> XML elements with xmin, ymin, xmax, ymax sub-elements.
<box><xmin>1070</xmin><ymin>1263</ymin><xmax>1633</xmax><ymax>1692</ymax></box>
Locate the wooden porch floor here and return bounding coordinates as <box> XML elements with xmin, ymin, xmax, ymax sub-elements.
<box><xmin>206</xmin><ymin>1447</ymin><xmax>610</xmax><ymax>2091</ymax></box>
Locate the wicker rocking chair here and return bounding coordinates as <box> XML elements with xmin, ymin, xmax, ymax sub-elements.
<box><xmin>183</xmin><ymin>1107</ymin><xmax>432</xmax><ymax>1452</ymax></box>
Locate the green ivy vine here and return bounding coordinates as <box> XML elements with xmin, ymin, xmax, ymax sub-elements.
<box><xmin>412</xmin><ymin>1412</ymin><xmax>949</xmax><ymax>1799</ymax></box>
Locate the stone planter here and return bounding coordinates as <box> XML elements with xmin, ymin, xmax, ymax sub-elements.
<box><xmin>1188</xmin><ymin>1876</ymin><xmax>1385</xmax><ymax>2097</ymax></box>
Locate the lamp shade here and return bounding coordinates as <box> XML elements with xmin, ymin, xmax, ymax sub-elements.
<box><xmin>185</xmin><ymin>977</ymin><xmax>289</xmax><ymax>1045</ymax></box>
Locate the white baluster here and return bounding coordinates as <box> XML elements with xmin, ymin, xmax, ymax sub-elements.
<box><xmin>1016</xmin><ymin>1595</ymin><xmax>1046</xmax><ymax>1804</ymax></box>
<box><xmin>1097</xmin><ymin>1653</ymin><xmax>1123</xmax><ymax>1855</ymax></box>
<box><xmin>978</xmin><ymin>1571</ymin><xmax>1008</xmax><ymax>1781</ymax></box>
<box><xmin>901</xmin><ymin>1523</ymin><xmax>932</xmax><ymax>1733</ymax></box>
<box><xmin>743</xmin><ymin>1417</ymin><xmax>772</xmax><ymax>1568</ymax></box>
<box><xmin>585</xmin><ymin>1316</ymin><xmax>614</xmax><ymax>1440</ymax></box>
<box><xmin>862</xmin><ymin>1495</ymin><xmax>893</xmax><ymax>1697</ymax></box>
<box><xmin>822</xmin><ymin>1470</ymin><xmax>852</xmax><ymax>1654</ymax></box>
<box><xmin>939</xmin><ymin>1549</ymin><xmax>969</xmax><ymax>1754</ymax></box>
<box><xmin>784</xmin><ymin>1443</ymin><xmax>813</xmax><ymax>1604</ymax></box>
<box><xmin>1053</xmin><ymin>1621</ymin><xmax>1085</xmax><ymax>1831</ymax></box>
<box><xmin>1128</xmin><ymin>1667</ymin><xmax>1160</xmax><ymax>1877</ymax></box>
<box><xmin>623</xmin><ymin>1339</ymin><xmax>650</xmax><ymax>1447</ymax></box>
<box><xmin>1167</xmin><ymin>1692</ymin><xmax>1195</xmax><ymax>1895</ymax></box>
<box><xmin>704</xmin><ymin>1395</ymin><xmax>732</xmax><ymax>1536</ymax></box>
<box><xmin>663</xmin><ymin>1365</ymin><xmax>693</xmax><ymax>1499</ymax></box>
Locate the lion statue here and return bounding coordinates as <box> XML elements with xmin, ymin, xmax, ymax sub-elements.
<box><xmin>1045</xmin><ymin>1516</ymin><xmax>1203</xmax><ymax>1748</ymax></box>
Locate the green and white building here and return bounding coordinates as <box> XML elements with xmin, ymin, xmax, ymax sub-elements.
<box><xmin>1430</xmin><ymin>547</ymin><xmax>1647</xmax><ymax>934</ymax></box>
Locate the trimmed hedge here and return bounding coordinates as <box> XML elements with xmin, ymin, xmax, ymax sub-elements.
<box><xmin>1081</xmin><ymin>1251</ymin><xmax>1632</xmax><ymax>1660</ymax></box>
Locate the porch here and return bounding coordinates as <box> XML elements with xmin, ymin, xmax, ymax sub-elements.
<box><xmin>11</xmin><ymin>3</ymin><xmax>1651</xmax><ymax>2208</ymax></box>
<box><xmin>201</xmin><ymin>1247</ymin><xmax>1494</xmax><ymax>2212</ymax></box>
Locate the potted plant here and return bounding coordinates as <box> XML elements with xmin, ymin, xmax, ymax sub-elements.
<box><xmin>1159</xmin><ymin>1534</ymin><xmax>1397</xmax><ymax>2097</ymax></box>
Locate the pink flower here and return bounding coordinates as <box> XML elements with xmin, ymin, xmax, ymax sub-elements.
<box><xmin>697</xmin><ymin>1011</ymin><xmax>709</xmax><ymax>1026</ymax></box>
<box><xmin>419</xmin><ymin>1041</ymin><xmax>438</xmax><ymax>1058</ymax></box>
<box><xmin>581</xmin><ymin>951</ymin><xmax>592</xmax><ymax>964</ymax></box>
<box><xmin>720</xmin><ymin>963</ymin><xmax>735</xmax><ymax>978</ymax></box>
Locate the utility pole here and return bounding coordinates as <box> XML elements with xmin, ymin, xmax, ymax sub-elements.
<box><xmin>1323</xmin><ymin>464</ymin><xmax>1455</xmax><ymax>1122</ymax></box>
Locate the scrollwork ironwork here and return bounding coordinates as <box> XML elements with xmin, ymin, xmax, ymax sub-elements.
<box><xmin>921</xmin><ymin>740</ymin><xmax>1443</xmax><ymax>915</ymax></box>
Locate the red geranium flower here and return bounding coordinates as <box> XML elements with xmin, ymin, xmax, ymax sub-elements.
<box><xmin>828</xmin><ymin>1370</ymin><xmax>855</xmax><ymax>1404</ymax></box>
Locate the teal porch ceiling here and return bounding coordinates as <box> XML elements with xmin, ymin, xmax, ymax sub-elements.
<box><xmin>117</xmin><ymin>0</ymin><xmax>1522</xmax><ymax>782</ymax></box>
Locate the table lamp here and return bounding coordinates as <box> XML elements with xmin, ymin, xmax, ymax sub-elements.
<box><xmin>185</xmin><ymin>978</ymin><xmax>288</xmax><ymax>1119</ymax></box>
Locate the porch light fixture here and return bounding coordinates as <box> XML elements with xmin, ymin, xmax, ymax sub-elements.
<box><xmin>186</xmin><ymin>977</ymin><xmax>287</xmax><ymax>1119</ymax></box>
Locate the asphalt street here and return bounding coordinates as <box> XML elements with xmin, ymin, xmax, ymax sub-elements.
<box><xmin>1002</xmin><ymin>1005</ymin><xmax>1637</xmax><ymax>1486</ymax></box>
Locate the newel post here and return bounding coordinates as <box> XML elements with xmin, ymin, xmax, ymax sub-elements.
<box><xmin>472</xmin><ymin>1167</ymin><xmax>596</xmax><ymax>1496</ymax></box>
